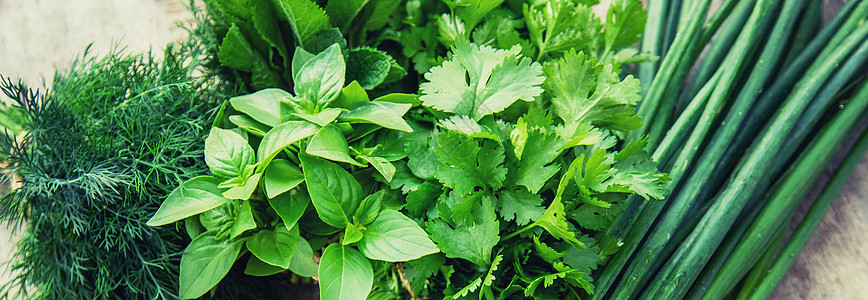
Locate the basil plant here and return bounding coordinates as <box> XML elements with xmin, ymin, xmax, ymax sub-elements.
<box><xmin>148</xmin><ymin>44</ymin><xmax>439</xmax><ymax>299</ymax></box>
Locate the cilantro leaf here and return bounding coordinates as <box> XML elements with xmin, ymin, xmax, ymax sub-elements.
<box><xmin>427</xmin><ymin>197</ymin><xmax>499</xmax><ymax>266</ymax></box>
<box><xmin>604</xmin><ymin>0</ymin><xmax>647</xmax><ymax>51</ymax></box>
<box><xmin>419</xmin><ymin>42</ymin><xmax>544</xmax><ymax>120</ymax></box>
<box><xmin>403</xmin><ymin>253</ymin><xmax>446</xmax><ymax>294</ymax></box>
<box><xmin>509</xmin><ymin>118</ymin><xmax>562</xmax><ymax>193</ymax></box>
<box><xmin>544</xmin><ymin>50</ymin><xmax>643</xmax><ymax>131</ymax></box>
<box><xmin>497</xmin><ymin>189</ymin><xmax>546</xmax><ymax>226</ymax></box>
<box><xmin>524</xmin><ymin>1</ymin><xmax>598</xmax><ymax>59</ymax></box>
<box><xmin>434</xmin><ymin>130</ymin><xmax>507</xmax><ymax>195</ymax></box>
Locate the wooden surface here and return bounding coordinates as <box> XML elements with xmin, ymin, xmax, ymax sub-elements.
<box><xmin>0</xmin><ymin>1</ymin><xmax>865</xmax><ymax>299</ymax></box>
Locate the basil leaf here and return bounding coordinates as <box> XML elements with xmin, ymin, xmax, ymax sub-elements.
<box><xmin>343</xmin><ymin>223</ymin><xmax>365</xmax><ymax>245</ymax></box>
<box><xmin>247</xmin><ymin>225</ymin><xmax>300</xmax><ymax>269</ymax></box>
<box><xmin>205</xmin><ymin>128</ymin><xmax>256</xmax><ymax>180</ymax></box>
<box><xmin>292</xmin><ymin>108</ymin><xmax>343</xmax><ymax>127</ymax></box>
<box><xmin>230</xmin><ymin>88</ymin><xmax>293</xmax><ymax>127</ymax></box>
<box><xmin>257</xmin><ymin>120</ymin><xmax>319</xmax><ymax>164</ymax></box>
<box><xmin>268</xmin><ymin>190</ymin><xmax>310</xmax><ymax>231</ymax></box>
<box><xmin>230</xmin><ymin>200</ymin><xmax>257</xmax><ymax>239</ymax></box>
<box><xmin>289</xmin><ymin>237</ymin><xmax>319</xmax><ymax>277</ymax></box>
<box><xmin>339</xmin><ymin>101</ymin><xmax>413</xmax><ymax>132</ymax></box>
<box><xmin>335</xmin><ymin>81</ymin><xmax>369</xmax><ymax>109</ymax></box>
<box><xmin>306</xmin><ymin>124</ymin><xmax>365</xmax><ymax>166</ymax></box>
<box><xmin>358</xmin><ymin>210</ymin><xmax>440</xmax><ymax>262</ymax></box>
<box><xmin>263</xmin><ymin>159</ymin><xmax>304</xmax><ymax>198</ymax></box>
<box><xmin>319</xmin><ymin>244</ymin><xmax>373</xmax><ymax>300</ymax></box>
<box><xmin>179</xmin><ymin>232</ymin><xmax>244</xmax><ymax>299</ymax></box>
<box><xmin>244</xmin><ymin>254</ymin><xmax>286</xmax><ymax>277</ymax></box>
<box><xmin>294</xmin><ymin>43</ymin><xmax>345</xmax><ymax>109</ymax></box>
<box><xmin>353</xmin><ymin>189</ymin><xmax>384</xmax><ymax>226</ymax></box>
<box><xmin>359</xmin><ymin>155</ymin><xmax>396</xmax><ymax>183</ymax></box>
<box><xmin>147</xmin><ymin>177</ymin><xmax>229</xmax><ymax>226</ymax></box>
<box><xmin>229</xmin><ymin>114</ymin><xmax>270</xmax><ymax>136</ymax></box>
<box><xmin>300</xmin><ymin>154</ymin><xmax>362</xmax><ymax>228</ymax></box>
<box><xmin>223</xmin><ymin>173</ymin><xmax>262</xmax><ymax>200</ymax></box>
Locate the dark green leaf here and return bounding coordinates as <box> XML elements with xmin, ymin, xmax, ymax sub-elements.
<box><xmin>435</xmin><ymin>131</ymin><xmax>507</xmax><ymax>194</ymax></box>
<box><xmin>272</xmin><ymin>0</ymin><xmax>330</xmax><ymax>47</ymax></box>
<box><xmin>268</xmin><ymin>190</ymin><xmax>310</xmax><ymax>230</ymax></box>
<box><xmin>427</xmin><ymin>198</ymin><xmax>499</xmax><ymax>266</ymax></box>
<box><xmin>218</xmin><ymin>24</ymin><xmax>256</xmax><ymax>72</ymax></box>
<box><xmin>326</xmin><ymin>0</ymin><xmax>370</xmax><ymax>31</ymax></box>
<box><xmin>347</xmin><ymin>46</ymin><xmax>391</xmax><ymax>89</ymax></box>
<box><xmin>245</xmin><ymin>254</ymin><xmax>286</xmax><ymax>277</ymax></box>
<box><xmin>498</xmin><ymin>189</ymin><xmax>546</xmax><ymax>226</ymax></box>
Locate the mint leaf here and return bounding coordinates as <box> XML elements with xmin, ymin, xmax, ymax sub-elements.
<box><xmin>498</xmin><ymin>189</ymin><xmax>546</xmax><ymax>226</ymax></box>
<box><xmin>218</xmin><ymin>24</ymin><xmax>256</xmax><ymax>72</ymax></box>
<box><xmin>346</xmin><ymin>46</ymin><xmax>392</xmax><ymax>89</ymax></box>
<box><xmin>435</xmin><ymin>131</ymin><xmax>507</xmax><ymax>195</ymax></box>
<box><xmin>272</xmin><ymin>0</ymin><xmax>330</xmax><ymax>48</ymax></box>
<box><xmin>419</xmin><ymin>42</ymin><xmax>544</xmax><ymax>120</ymax></box>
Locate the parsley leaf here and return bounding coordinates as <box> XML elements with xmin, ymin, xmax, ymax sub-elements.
<box><xmin>498</xmin><ymin>189</ymin><xmax>546</xmax><ymax>226</ymax></box>
<box><xmin>435</xmin><ymin>130</ymin><xmax>508</xmax><ymax>195</ymax></box>
<box><xmin>419</xmin><ymin>42</ymin><xmax>544</xmax><ymax>120</ymax></box>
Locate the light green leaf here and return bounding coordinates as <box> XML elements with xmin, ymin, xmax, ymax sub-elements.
<box><xmin>263</xmin><ymin>159</ymin><xmax>304</xmax><ymax>198</ymax></box>
<box><xmin>343</xmin><ymin>222</ymin><xmax>365</xmax><ymax>245</ymax></box>
<box><xmin>289</xmin><ymin>237</ymin><xmax>319</xmax><ymax>277</ymax></box>
<box><xmin>292</xmin><ymin>46</ymin><xmax>316</xmax><ymax>83</ymax></box>
<box><xmin>373</xmin><ymin>93</ymin><xmax>419</xmax><ymax>105</ymax></box>
<box><xmin>340</xmin><ymin>101</ymin><xmax>413</xmax><ymax>132</ymax></box>
<box><xmin>358</xmin><ymin>210</ymin><xmax>439</xmax><ymax>262</ymax></box>
<box><xmin>272</xmin><ymin>0</ymin><xmax>330</xmax><ymax>47</ymax></box>
<box><xmin>604</xmin><ymin>0</ymin><xmax>646</xmax><ymax>51</ymax></box>
<box><xmin>148</xmin><ymin>177</ymin><xmax>229</xmax><ymax>226</ymax></box>
<box><xmin>419</xmin><ymin>42</ymin><xmax>544</xmax><ymax>120</ymax></box>
<box><xmin>335</xmin><ymin>81</ymin><xmax>369</xmax><ymax>109</ymax></box>
<box><xmin>509</xmin><ymin>120</ymin><xmax>562</xmax><ymax>193</ymax></box>
<box><xmin>247</xmin><ymin>225</ymin><xmax>300</xmax><ymax>269</ymax></box>
<box><xmin>294</xmin><ymin>43</ymin><xmax>346</xmax><ymax>110</ymax></box>
<box><xmin>230</xmin><ymin>200</ymin><xmax>257</xmax><ymax>239</ymax></box>
<box><xmin>300</xmin><ymin>154</ymin><xmax>363</xmax><ymax>228</ymax></box>
<box><xmin>319</xmin><ymin>244</ymin><xmax>374</xmax><ymax>300</ymax></box>
<box><xmin>306</xmin><ymin>124</ymin><xmax>365</xmax><ymax>166</ymax></box>
<box><xmin>268</xmin><ymin>190</ymin><xmax>310</xmax><ymax>231</ymax></box>
<box><xmin>257</xmin><ymin>120</ymin><xmax>319</xmax><ymax>164</ymax></box>
<box><xmin>245</xmin><ymin>255</ymin><xmax>286</xmax><ymax>277</ymax></box>
<box><xmin>427</xmin><ymin>198</ymin><xmax>499</xmax><ymax>266</ymax></box>
<box><xmin>359</xmin><ymin>156</ymin><xmax>396</xmax><ymax>183</ymax></box>
<box><xmin>533</xmin><ymin>198</ymin><xmax>584</xmax><ymax>249</ymax></box>
<box><xmin>498</xmin><ymin>189</ymin><xmax>546</xmax><ymax>226</ymax></box>
<box><xmin>229</xmin><ymin>114</ymin><xmax>271</xmax><ymax>136</ymax></box>
<box><xmin>205</xmin><ymin>128</ymin><xmax>256</xmax><ymax>180</ymax></box>
<box><xmin>223</xmin><ymin>173</ymin><xmax>262</xmax><ymax>200</ymax></box>
<box><xmin>230</xmin><ymin>88</ymin><xmax>293</xmax><ymax>127</ymax></box>
<box><xmin>179</xmin><ymin>232</ymin><xmax>244</xmax><ymax>299</ymax></box>
<box><xmin>292</xmin><ymin>108</ymin><xmax>343</xmax><ymax>127</ymax></box>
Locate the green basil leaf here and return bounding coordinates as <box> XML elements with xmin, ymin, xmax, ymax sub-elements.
<box><xmin>292</xmin><ymin>47</ymin><xmax>316</xmax><ymax>83</ymax></box>
<box><xmin>292</xmin><ymin>108</ymin><xmax>344</xmax><ymax>127</ymax></box>
<box><xmin>244</xmin><ymin>254</ymin><xmax>286</xmax><ymax>277</ymax></box>
<box><xmin>359</xmin><ymin>155</ymin><xmax>396</xmax><ymax>183</ymax></box>
<box><xmin>335</xmin><ymin>81</ymin><xmax>369</xmax><ymax>109</ymax></box>
<box><xmin>257</xmin><ymin>120</ymin><xmax>319</xmax><ymax>164</ymax></box>
<box><xmin>358</xmin><ymin>210</ymin><xmax>440</xmax><ymax>262</ymax></box>
<box><xmin>147</xmin><ymin>177</ymin><xmax>229</xmax><ymax>226</ymax></box>
<box><xmin>247</xmin><ymin>225</ymin><xmax>300</xmax><ymax>269</ymax></box>
<box><xmin>200</xmin><ymin>202</ymin><xmax>233</xmax><ymax>233</ymax></box>
<box><xmin>319</xmin><ymin>244</ymin><xmax>373</xmax><ymax>300</ymax></box>
<box><xmin>230</xmin><ymin>89</ymin><xmax>293</xmax><ymax>127</ymax></box>
<box><xmin>268</xmin><ymin>190</ymin><xmax>310</xmax><ymax>231</ymax></box>
<box><xmin>294</xmin><ymin>43</ymin><xmax>345</xmax><ymax>109</ymax></box>
<box><xmin>289</xmin><ymin>237</ymin><xmax>319</xmax><ymax>277</ymax></box>
<box><xmin>300</xmin><ymin>154</ymin><xmax>362</xmax><ymax>228</ymax></box>
<box><xmin>339</xmin><ymin>101</ymin><xmax>413</xmax><ymax>132</ymax></box>
<box><xmin>263</xmin><ymin>159</ymin><xmax>304</xmax><ymax>198</ymax></box>
<box><xmin>343</xmin><ymin>223</ymin><xmax>365</xmax><ymax>245</ymax></box>
<box><xmin>179</xmin><ymin>232</ymin><xmax>244</xmax><ymax>299</ymax></box>
<box><xmin>205</xmin><ymin>128</ymin><xmax>256</xmax><ymax>180</ymax></box>
<box><xmin>373</xmin><ymin>93</ymin><xmax>420</xmax><ymax>105</ymax></box>
<box><xmin>229</xmin><ymin>115</ymin><xmax>270</xmax><ymax>136</ymax></box>
<box><xmin>353</xmin><ymin>189</ymin><xmax>384</xmax><ymax>226</ymax></box>
<box><xmin>185</xmin><ymin>216</ymin><xmax>205</xmax><ymax>240</ymax></box>
<box><xmin>306</xmin><ymin>124</ymin><xmax>365</xmax><ymax>166</ymax></box>
<box><xmin>230</xmin><ymin>200</ymin><xmax>257</xmax><ymax>239</ymax></box>
<box><xmin>223</xmin><ymin>173</ymin><xmax>262</xmax><ymax>200</ymax></box>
